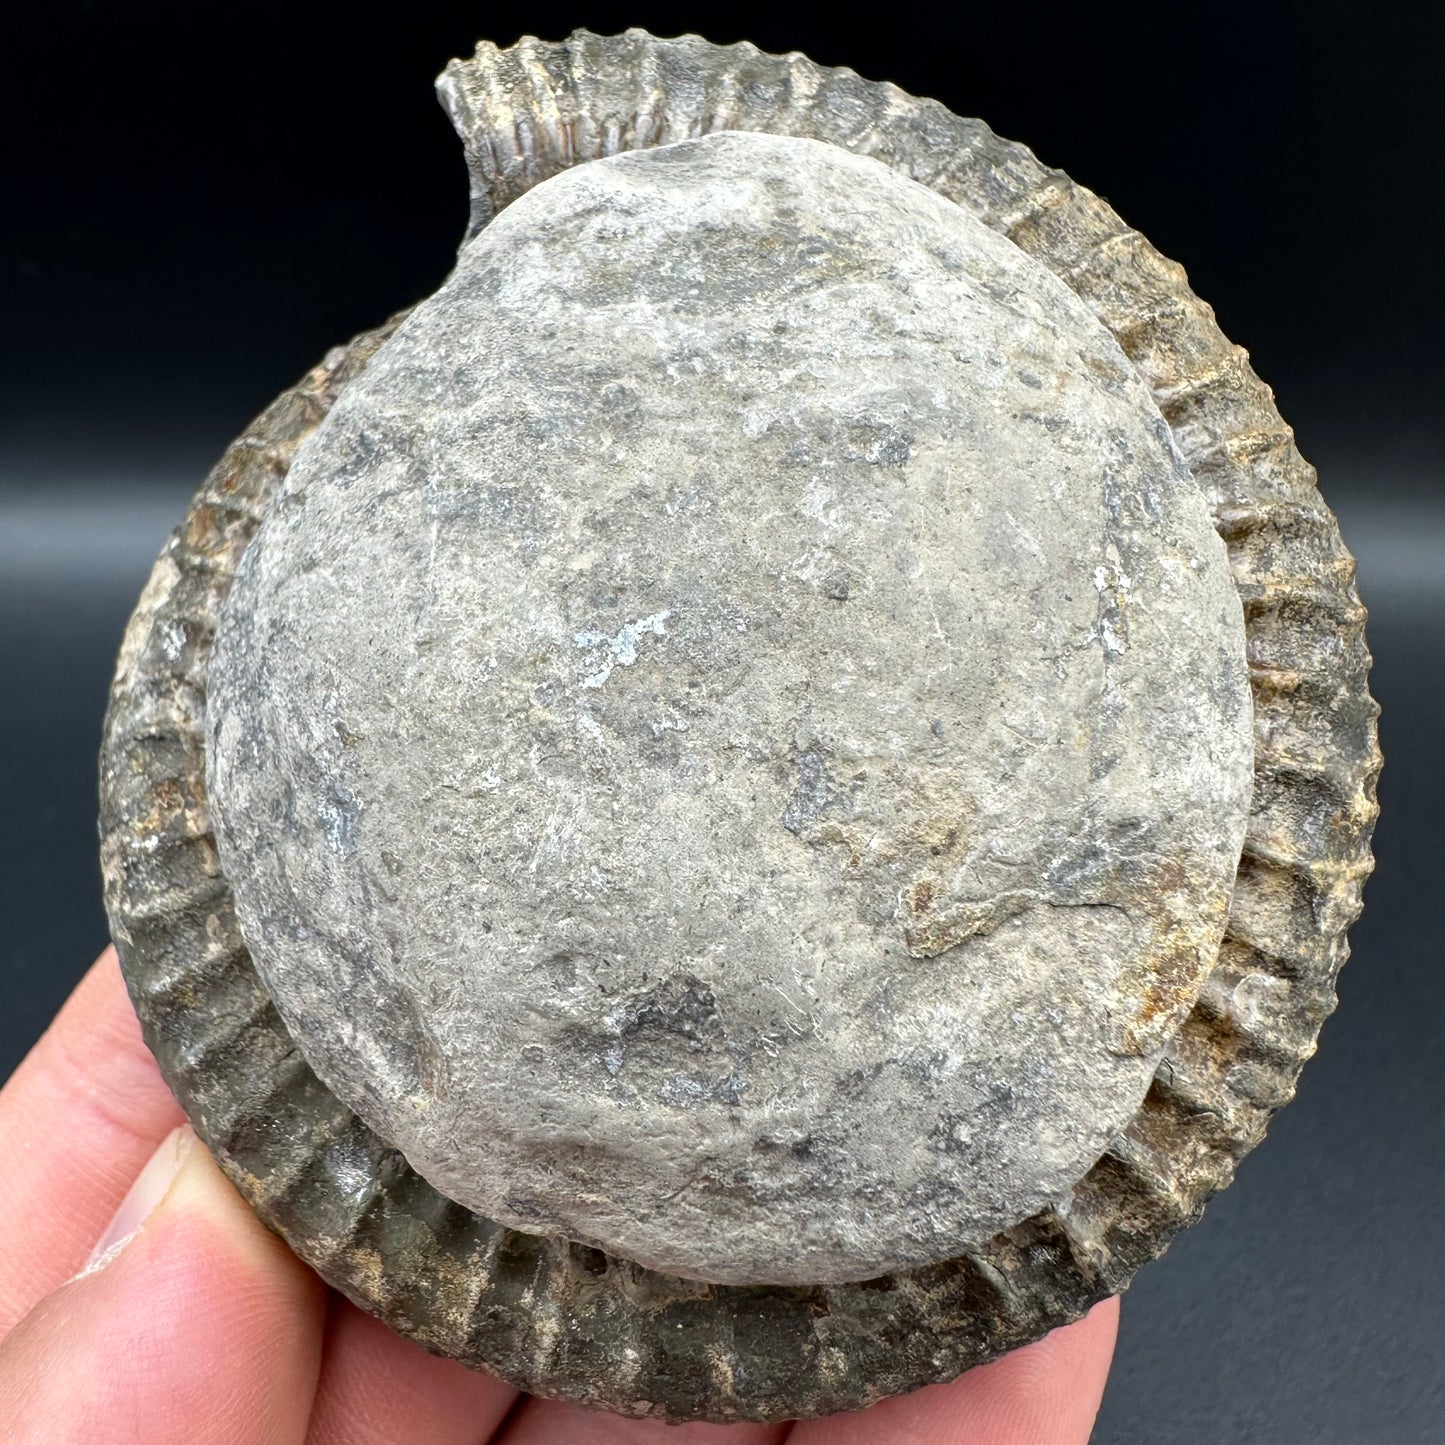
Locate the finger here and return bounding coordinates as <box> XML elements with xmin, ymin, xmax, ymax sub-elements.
<box><xmin>0</xmin><ymin>946</ymin><xmax>184</xmax><ymax>1336</ymax></box>
<box><xmin>0</xmin><ymin>1124</ymin><xmax>326</xmax><ymax>1445</ymax></box>
<box><xmin>787</xmin><ymin>1296</ymin><xmax>1119</xmax><ymax>1445</ymax></box>
<box><xmin>305</xmin><ymin>1295</ymin><xmax>518</xmax><ymax>1445</ymax></box>
<box><xmin>493</xmin><ymin>1398</ymin><xmax>792</xmax><ymax>1445</ymax></box>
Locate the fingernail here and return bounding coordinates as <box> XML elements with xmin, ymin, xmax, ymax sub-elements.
<box><xmin>80</xmin><ymin>1124</ymin><xmax>195</xmax><ymax>1275</ymax></box>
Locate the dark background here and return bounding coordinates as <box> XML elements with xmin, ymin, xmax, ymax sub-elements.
<box><xmin>2</xmin><ymin>3</ymin><xmax>1441</xmax><ymax>1441</ymax></box>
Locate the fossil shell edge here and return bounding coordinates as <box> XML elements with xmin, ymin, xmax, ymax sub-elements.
<box><xmin>98</xmin><ymin>28</ymin><xmax>1380</xmax><ymax>1423</ymax></box>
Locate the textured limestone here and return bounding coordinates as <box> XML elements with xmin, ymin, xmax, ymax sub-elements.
<box><xmin>99</xmin><ymin>27</ymin><xmax>1380</xmax><ymax>1420</ymax></box>
<box><xmin>205</xmin><ymin>131</ymin><xmax>1253</xmax><ymax>1284</ymax></box>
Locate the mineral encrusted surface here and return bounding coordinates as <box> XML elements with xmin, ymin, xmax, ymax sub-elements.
<box><xmin>206</xmin><ymin>131</ymin><xmax>1253</xmax><ymax>1285</ymax></box>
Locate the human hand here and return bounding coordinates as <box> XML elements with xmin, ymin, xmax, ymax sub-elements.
<box><xmin>0</xmin><ymin>947</ymin><xmax>1117</xmax><ymax>1444</ymax></box>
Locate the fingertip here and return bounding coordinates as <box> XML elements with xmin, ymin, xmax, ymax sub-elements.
<box><xmin>154</xmin><ymin>1127</ymin><xmax>325</xmax><ymax>1318</ymax></box>
<box><xmin>0</xmin><ymin>945</ymin><xmax>185</xmax><ymax>1334</ymax></box>
<box><xmin>307</xmin><ymin>1298</ymin><xmax>519</xmax><ymax>1445</ymax></box>
<box><xmin>1088</xmin><ymin>1293</ymin><xmax>1121</xmax><ymax>1353</ymax></box>
<box><xmin>787</xmin><ymin>1296</ymin><xmax>1120</xmax><ymax>1445</ymax></box>
<box><xmin>81</xmin><ymin>1122</ymin><xmax>194</xmax><ymax>1271</ymax></box>
<box><xmin>942</xmin><ymin>1297</ymin><xmax>1121</xmax><ymax>1445</ymax></box>
<box><xmin>6</xmin><ymin>943</ymin><xmax>168</xmax><ymax>1140</ymax></box>
<box><xmin>0</xmin><ymin>1128</ymin><xmax>325</xmax><ymax>1445</ymax></box>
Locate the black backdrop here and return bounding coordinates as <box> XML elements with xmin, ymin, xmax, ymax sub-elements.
<box><xmin>2</xmin><ymin>4</ymin><xmax>1441</xmax><ymax>1441</ymax></box>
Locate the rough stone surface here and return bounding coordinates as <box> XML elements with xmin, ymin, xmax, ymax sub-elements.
<box><xmin>206</xmin><ymin>131</ymin><xmax>1253</xmax><ymax>1285</ymax></box>
<box><xmin>99</xmin><ymin>30</ymin><xmax>1378</xmax><ymax>1420</ymax></box>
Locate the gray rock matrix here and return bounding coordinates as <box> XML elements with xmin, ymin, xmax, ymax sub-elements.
<box><xmin>207</xmin><ymin>131</ymin><xmax>1253</xmax><ymax>1284</ymax></box>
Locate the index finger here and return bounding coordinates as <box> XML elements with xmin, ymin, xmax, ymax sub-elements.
<box><xmin>0</xmin><ymin>945</ymin><xmax>183</xmax><ymax>1336</ymax></box>
<box><xmin>787</xmin><ymin>1296</ymin><xmax>1119</xmax><ymax>1445</ymax></box>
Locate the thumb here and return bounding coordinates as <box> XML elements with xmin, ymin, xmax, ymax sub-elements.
<box><xmin>0</xmin><ymin>1125</ymin><xmax>326</xmax><ymax>1445</ymax></box>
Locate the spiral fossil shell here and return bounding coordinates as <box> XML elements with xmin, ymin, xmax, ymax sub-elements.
<box><xmin>99</xmin><ymin>28</ymin><xmax>1379</xmax><ymax>1421</ymax></box>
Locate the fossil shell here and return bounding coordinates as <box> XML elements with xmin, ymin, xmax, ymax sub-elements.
<box><xmin>99</xmin><ymin>28</ymin><xmax>1379</xmax><ymax>1422</ymax></box>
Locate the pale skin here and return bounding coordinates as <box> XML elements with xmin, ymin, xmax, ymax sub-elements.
<box><xmin>0</xmin><ymin>948</ymin><xmax>1118</xmax><ymax>1444</ymax></box>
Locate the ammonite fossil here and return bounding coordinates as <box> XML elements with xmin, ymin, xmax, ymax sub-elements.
<box><xmin>99</xmin><ymin>28</ymin><xmax>1380</xmax><ymax>1422</ymax></box>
